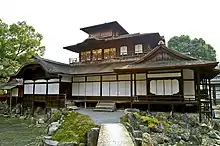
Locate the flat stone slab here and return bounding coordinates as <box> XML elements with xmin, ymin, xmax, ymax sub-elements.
<box><xmin>97</xmin><ymin>123</ymin><xmax>134</xmax><ymax>146</ymax></box>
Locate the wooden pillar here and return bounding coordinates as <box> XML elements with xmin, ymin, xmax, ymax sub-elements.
<box><xmin>208</xmin><ymin>79</ymin><xmax>213</xmax><ymax>119</ymax></box>
<box><xmin>134</xmin><ymin>74</ymin><xmax>137</xmax><ymax>97</ymax></box>
<box><xmin>100</xmin><ymin>76</ymin><xmax>102</xmax><ymax>97</ymax></box>
<box><xmin>213</xmin><ymin>84</ymin><xmax>216</xmax><ymax>105</ymax></box>
<box><xmin>32</xmin><ymin>80</ymin><xmax>35</xmax><ymax>115</ymax></box>
<box><xmin>9</xmin><ymin>89</ymin><xmax>12</xmax><ymax>114</ymax></box>
<box><xmin>148</xmin><ymin>104</ymin><xmax>150</xmax><ymax>113</ymax></box>
<box><xmin>130</xmin><ymin>74</ymin><xmax>133</xmax><ymax>108</ymax></box>
<box><xmin>197</xmin><ymin>72</ymin><xmax>202</xmax><ymax>122</ymax></box>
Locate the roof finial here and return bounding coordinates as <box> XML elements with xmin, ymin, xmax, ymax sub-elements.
<box><xmin>158</xmin><ymin>40</ymin><xmax>165</xmax><ymax>45</ymax></box>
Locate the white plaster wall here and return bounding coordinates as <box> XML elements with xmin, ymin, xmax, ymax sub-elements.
<box><xmin>24</xmin><ymin>80</ymin><xmax>34</xmax><ymax>83</ymax></box>
<box><xmin>184</xmin><ymin>81</ymin><xmax>195</xmax><ymax>99</ymax></box>
<box><xmin>148</xmin><ymin>73</ymin><xmax>181</xmax><ymax>78</ymax></box>
<box><xmin>48</xmin><ymin>79</ymin><xmax>59</xmax><ymax>82</ymax></box>
<box><xmin>87</xmin><ymin>76</ymin><xmax>101</xmax><ymax>81</ymax></box>
<box><xmin>35</xmin><ymin>79</ymin><xmax>46</xmax><ymax>83</ymax></box>
<box><xmin>102</xmin><ymin>75</ymin><xmax>116</xmax><ymax>81</ymax></box>
<box><xmin>12</xmin><ymin>88</ymin><xmax>18</xmax><ymax>97</ymax></box>
<box><xmin>73</xmin><ymin>77</ymin><xmax>85</xmax><ymax>82</ymax></box>
<box><xmin>136</xmin><ymin>74</ymin><xmax>146</xmax><ymax>80</ymax></box>
<box><xmin>183</xmin><ymin>69</ymin><xmax>194</xmax><ymax>79</ymax></box>
<box><xmin>61</xmin><ymin>76</ymin><xmax>72</xmax><ymax>82</ymax></box>
<box><xmin>118</xmin><ymin>74</ymin><xmax>130</xmax><ymax>80</ymax></box>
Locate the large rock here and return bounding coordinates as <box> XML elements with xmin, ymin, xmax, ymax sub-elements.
<box><xmin>208</xmin><ymin>130</ymin><xmax>220</xmax><ymax>140</ymax></box>
<box><xmin>87</xmin><ymin>127</ymin><xmax>99</xmax><ymax>146</ymax></box>
<box><xmin>44</xmin><ymin>139</ymin><xmax>59</xmax><ymax>146</ymax></box>
<box><xmin>48</xmin><ymin>122</ymin><xmax>61</xmax><ymax>136</ymax></box>
<box><xmin>128</xmin><ymin>113</ymin><xmax>139</xmax><ymax>130</ymax></box>
<box><xmin>124</xmin><ymin>108</ymin><xmax>140</xmax><ymax>115</ymax></box>
<box><xmin>57</xmin><ymin>142</ymin><xmax>78</xmax><ymax>146</ymax></box>
<box><xmin>139</xmin><ymin>125</ymin><xmax>150</xmax><ymax>133</ymax></box>
<box><xmin>142</xmin><ymin>133</ymin><xmax>154</xmax><ymax>146</ymax></box>
<box><xmin>133</xmin><ymin>130</ymin><xmax>143</xmax><ymax>138</ymax></box>
<box><xmin>189</xmin><ymin>135</ymin><xmax>202</xmax><ymax>145</ymax></box>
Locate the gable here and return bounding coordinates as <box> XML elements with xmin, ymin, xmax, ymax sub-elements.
<box><xmin>135</xmin><ymin>44</ymin><xmax>196</xmax><ymax>64</ymax></box>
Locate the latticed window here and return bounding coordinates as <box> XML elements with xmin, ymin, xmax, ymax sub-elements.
<box><xmin>92</xmin><ymin>49</ymin><xmax>102</xmax><ymax>60</ymax></box>
<box><xmin>104</xmin><ymin>48</ymin><xmax>116</xmax><ymax>59</ymax></box>
<box><xmin>120</xmin><ymin>46</ymin><xmax>127</xmax><ymax>55</ymax></box>
<box><xmin>135</xmin><ymin>44</ymin><xmax>143</xmax><ymax>54</ymax></box>
<box><xmin>81</xmin><ymin>51</ymin><xmax>91</xmax><ymax>61</ymax></box>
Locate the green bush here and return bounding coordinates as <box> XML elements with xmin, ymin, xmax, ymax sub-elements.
<box><xmin>52</xmin><ymin>112</ymin><xmax>97</xmax><ymax>143</ymax></box>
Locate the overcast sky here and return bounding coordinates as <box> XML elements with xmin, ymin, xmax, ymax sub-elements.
<box><xmin>0</xmin><ymin>0</ymin><xmax>219</xmax><ymax>63</ymax></box>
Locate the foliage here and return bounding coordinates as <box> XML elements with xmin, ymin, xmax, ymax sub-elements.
<box><xmin>120</xmin><ymin>114</ymin><xmax>129</xmax><ymax>124</ymax></box>
<box><xmin>168</xmin><ymin>35</ymin><xmax>216</xmax><ymax>61</ymax></box>
<box><xmin>52</xmin><ymin>112</ymin><xmax>97</xmax><ymax>143</ymax></box>
<box><xmin>0</xmin><ymin>19</ymin><xmax>45</xmax><ymax>84</ymax></box>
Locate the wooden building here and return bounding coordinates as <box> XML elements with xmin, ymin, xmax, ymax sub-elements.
<box><xmin>7</xmin><ymin>21</ymin><xmax>219</xmax><ymax>120</ymax></box>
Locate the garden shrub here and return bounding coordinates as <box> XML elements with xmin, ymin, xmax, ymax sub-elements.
<box><xmin>52</xmin><ymin>112</ymin><xmax>97</xmax><ymax>143</ymax></box>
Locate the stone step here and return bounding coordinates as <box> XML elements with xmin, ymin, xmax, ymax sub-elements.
<box><xmin>97</xmin><ymin>123</ymin><xmax>134</xmax><ymax>146</ymax></box>
<box><xmin>94</xmin><ymin>101</ymin><xmax>116</xmax><ymax>112</ymax></box>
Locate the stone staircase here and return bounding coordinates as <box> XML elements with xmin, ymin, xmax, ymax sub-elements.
<box><xmin>93</xmin><ymin>101</ymin><xmax>116</xmax><ymax>112</ymax></box>
<box><xmin>97</xmin><ymin>123</ymin><xmax>134</xmax><ymax>146</ymax></box>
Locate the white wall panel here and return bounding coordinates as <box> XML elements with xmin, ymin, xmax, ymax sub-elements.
<box><xmin>137</xmin><ymin>81</ymin><xmax>146</xmax><ymax>95</ymax></box>
<box><xmin>157</xmin><ymin>80</ymin><xmax>164</xmax><ymax>95</ymax></box>
<box><xmin>93</xmin><ymin>82</ymin><xmax>100</xmax><ymax>96</ymax></box>
<box><xmin>48</xmin><ymin>83</ymin><xmax>59</xmax><ymax>94</ymax></box>
<box><xmin>87</xmin><ymin>76</ymin><xmax>100</xmax><ymax>81</ymax></box>
<box><xmin>136</xmin><ymin>74</ymin><xmax>146</xmax><ymax>80</ymax></box>
<box><xmin>86</xmin><ymin>82</ymin><xmax>93</xmax><ymax>96</ymax></box>
<box><xmin>125</xmin><ymin>81</ymin><xmax>131</xmax><ymax>96</ymax></box>
<box><xmin>184</xmin><ymin>81</ymin><xmax>195</xmax><ymax>99</ymax></box>
<box><xmin>110</xmin><ymin>82</ymin><xmax>117</xmax><ymax>96</ymax></box>
<box><xmin>35</xmin><ymin>79</ymin><xmax>46</xmax><ymax>83</ymax></box>
<box><xmin>118</xmin><ymin>74</ymin><xmax>130</xmax><ymax>80</ymax></box>
<box><xmin>102</xmin><ymin>82</ymin><xmax>109</xmax><ymax>96</ymax></box>
<box><xmin>148</xmin><ymin>73</ymin><xmax>181</xmax><ymax>78</ymax></box>
<box><xmin>73</xmin><ymin>77</ymin><xmax>85</xmax><ymax>82</ymax></box>
<box><xmin>48</xmin><ymin>79</ymin><xmax>59</xmax><ymax>82</ymax></box>
<box><xmin>150</xmin><ymin>80</ymin><xmax>157</xmax><ymax>94</ymax></box>
<box><xmin>183</xmin><ymin>69</ymin><xmax>194</xmax><ymax>79</ymax></box>
<box><xmin>118</xmin><ymin>81</ymin><xmax>126</xmax><ymax>96</ymax></box>
<box><xmin>72</xmin><ymin>83</ymin><xmax>79</xmax><ymax>96</ymax></box>
<box><xmin>12</xmin><ymin>88</ymin><xmax>18</xmax><ymax>97</ymax></box>
<box><xmin>35</xmin><ymin>84</ymin><xmax>46</xmax><ymax>94</ymax></box>
<box><xmin>61</xmin><ymin>76</ymin><xmax>72</xmax><ymax>82</ymax></box>
<box><xmin>79</xmin><ymin>83</ymin><xmax>85</xmax><ymax>96</ymax></box>
<box><xmin>24</xmin><ymin>84</ymin><xmax>33</xmax><ymax>94</ymax></box>
<box><xmin>172</xmin><ymin>80</ymin><xmax>179</xmax><ymax>94</ymax></box>
<box><xmin>102</xmin><ymin>75</ymin><xmax>116</xmax><ymax>81</ymax></box>
<box><xmin>24</xmin><ymin>80</ymin><xmax>34</xmax><ymax>83</ymax></box>
<box><xmin>164</xmin><ymin>80</ymin><xmax>172</xmax><ymax>95</ymax></box>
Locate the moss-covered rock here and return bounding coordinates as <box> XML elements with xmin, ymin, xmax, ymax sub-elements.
<box><xmin>52</xmin><ymin>112</ymin><xmax>97</xmax><ymax>143</ymax></box>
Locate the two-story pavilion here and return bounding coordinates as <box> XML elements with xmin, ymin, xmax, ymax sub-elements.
<box><xmin>7</xmin><ymin>21</ymin><xmax>219</xmax><ymax>120</ymax></box>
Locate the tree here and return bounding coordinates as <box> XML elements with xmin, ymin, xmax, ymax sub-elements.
<box><xmin>0</xmin><ymin>19</ymin><xmax>45</xmax><ymax>84</ymax></box>
<box><xmin>168</xmin><ymin>35</ymin><xmax>216</xmax><ymax>61</ymax></box>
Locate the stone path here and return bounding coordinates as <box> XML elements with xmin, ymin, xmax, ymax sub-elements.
<box><xmin>77</xmin><ymin>108</ymin><xmax>124</xmax><ymax>124</ymax></box>
<box><xmin>97</xmin><ymin>123</ymin><xmax>134</xmax><ymax>146</ymax></box>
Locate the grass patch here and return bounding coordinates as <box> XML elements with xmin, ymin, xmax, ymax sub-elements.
<box><xmin>0</xmin><ymin>116</ymin><xmax>45</xmax><ymax>146</ymax></box>
<box><xmin>52</xmin><ymin>111</ymin><xmax>98</xmax><ymax>143</ymax></box>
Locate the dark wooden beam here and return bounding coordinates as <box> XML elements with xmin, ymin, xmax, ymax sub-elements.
<box><xmin>197</xmin><ymin>72</ymin><xmax>202</xmax><ymax>122</ymax></box>
<box><xmin>130</xmin><ymin>74</ymin><xmax>133</xmax><ymax>108</ymax></box>
<box><xmin>208</xmin><ymin>79</ymin><xmax>213</xmax><ymax>118</ymax></box>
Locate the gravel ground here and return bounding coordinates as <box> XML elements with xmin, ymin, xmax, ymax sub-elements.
<box><xmin>77</xmin><ymin>108</ymin><xmax>125</xmax><ymax>124</ymax></box>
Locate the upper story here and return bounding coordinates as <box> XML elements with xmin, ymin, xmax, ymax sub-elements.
<box><xmin>63</xmin><ymin>21</ymin><xmax>164</xmax><ymax>63</ymax></box>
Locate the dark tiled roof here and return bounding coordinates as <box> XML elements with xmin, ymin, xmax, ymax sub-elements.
<box><xmin>80</xmin><ymin>21</ymin><xmax>129</xmax><ymax>35</ymax></box>
<box><xmin>63</xmin><ymin>33</ymin><xmax>162</xmax><ymax>53</ymax></box>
